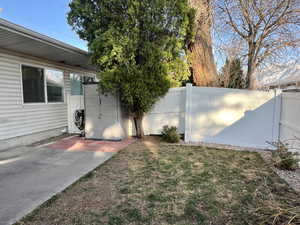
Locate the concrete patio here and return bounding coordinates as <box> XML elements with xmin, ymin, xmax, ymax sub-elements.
<box><xmin>0</xmin><ymin>137</ymin><xmax>135</xmax><ymax>225</ymax></box>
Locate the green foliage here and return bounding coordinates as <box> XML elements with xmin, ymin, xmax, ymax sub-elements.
<box><xmin>220</xmin><ymin>58</ymin><xmax>245</xmax><ymax>89</ymax></box>
<box><xmin>161</xmin><ymin>125</ymin><xmax>181</xmax><ymax>143</ymax></box>
<box><xmin>269</xmin><ymin>141</ymin><xmax>299</xmax><ymax>171</ymax></box>
<box><xmin>68</xmin><ymin>0</ymin><xmax>194</xmax><ymax>119</ymax></box>
<box><xmin>167</xmin><ymin>56</ymin><xmax>191</xmax><ymax>87</ymax></box>
<box><xmin>186</xmin><ymin>8</ymin><xmax>197</xmax><ymax>47</ymax></box>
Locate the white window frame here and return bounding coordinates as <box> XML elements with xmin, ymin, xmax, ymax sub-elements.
<box><xmin>20</xmin><ymin>63</ymin><xmax>65</xmax><ymax>105</ymax></box>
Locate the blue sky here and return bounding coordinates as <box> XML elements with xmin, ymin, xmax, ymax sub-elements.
<box><xmin>0</xmin><ymin>0</ymin><xmax>88</xmax><ymax>51</ymax></box>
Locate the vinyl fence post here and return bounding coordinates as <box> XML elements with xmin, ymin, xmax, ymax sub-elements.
<box><xmin>185</xmin><ymin>83</ymin><xmax>192</xmax><ymax>143</ymax></box>
<box><xmin>272</xmin><ymin>89</ymin><xmax>282</xmax><ymax>143</ymax></box>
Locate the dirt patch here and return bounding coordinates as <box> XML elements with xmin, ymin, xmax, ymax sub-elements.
<box><xmin>15</xmin><ymin>137</ymin><xmax>300</xmax><ymax>225</ymax></box>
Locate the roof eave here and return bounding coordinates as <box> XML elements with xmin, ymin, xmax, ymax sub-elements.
<box><xmin>0</xmin><ymin>18</ymin><xmax>88</xmax><ymax>56</ymax></box>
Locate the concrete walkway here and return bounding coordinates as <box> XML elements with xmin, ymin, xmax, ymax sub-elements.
<box><xmin>0</xmin><ymin>138</ymin><xmax>135</xmax><ymax>225</ymax></box>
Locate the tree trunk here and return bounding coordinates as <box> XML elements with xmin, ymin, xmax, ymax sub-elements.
<box><xmin>247</xmin><ymin>65</ymin><xmax>258</xmax><ymax>90</ymax></box>
<box><xmin>133</xmin><ymin>116</ymin><xmax>144</xmax><ymax>138</ymax></box>
<box><xmin>246</xmin><ymin>60</ymin><xmax>253</xmax><ymax>89</ymax></box>
<box><xmin>188</xmin><ymin>0</ymin><xmax>218</xmax><ymax>87</ymax></box>
<box><xmin>246</xmin><ymin>43</ymin><xmax>257</xmax><ymax>90</ymax></box>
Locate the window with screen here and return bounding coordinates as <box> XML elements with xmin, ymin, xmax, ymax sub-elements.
<box><xmin>46</xmin><ymin>69</ymin><xmax>64</xmax><ymax>102</ymax></box>
<box><xmin>22</xmin><ymin>65</ymin><xmax>45</xmax><ymax>103</ymax></box>
<box><xmin>70</xmin><ymin>73</ymin><xmax>83</xmax><ymax>95</ymax></box>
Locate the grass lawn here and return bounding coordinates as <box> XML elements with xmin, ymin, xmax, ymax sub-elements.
<box><xmin>16</xmin><ymin>137</ymin><xmax>299</xmax><ymax>225</ymax></box>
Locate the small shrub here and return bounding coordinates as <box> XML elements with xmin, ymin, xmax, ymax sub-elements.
<box><xmin>161</xmin><ymin>125</ymin><xmax>181</xmax><ymax>143</ymax></box>
<box><xmin>269</xmin><ymin>141</ymin><xmax>299</xmax><ymax>171</ymax></box>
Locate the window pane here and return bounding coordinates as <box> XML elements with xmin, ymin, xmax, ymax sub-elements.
<box><xmin>22</xmin><ymin>65</ymin><xmax>45</xmax><ymax>103</ymax></box>
<box><xmin>46</xmin><ymin>69</ymin><xmax>64</xmax><ymax>102</ymax></box>
<box><xmin>70</xmin><ymin>73</ymin><xmax>83</xmax><ymax>95</ymax></box>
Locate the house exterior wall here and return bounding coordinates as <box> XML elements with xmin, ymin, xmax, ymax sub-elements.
<box><xmin>0</xmin><ymin>52</ymin><xmax>80</xmax><ymax>150</ymax></box>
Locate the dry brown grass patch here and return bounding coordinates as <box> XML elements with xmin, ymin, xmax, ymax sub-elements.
<box><xmin>15</xmin><ymin>137</ymin><xmax>300</xmax><ymax>225</ymax></box>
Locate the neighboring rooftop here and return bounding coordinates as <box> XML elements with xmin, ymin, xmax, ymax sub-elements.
<box><xmin>0</xmin><ymin>18</ymin><xmax>95</xmax><ymax>72</ymax></box>
<box><xmin>256</xmin><ymin>60</ymin><xmax>300</xmax><ymax>88</ymax></box>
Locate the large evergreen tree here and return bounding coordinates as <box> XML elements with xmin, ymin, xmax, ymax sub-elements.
<box><xmin>68</xmin><ymin>0</ymin><xmax>194</xmax><ymax>137</ymax></box>
<box><xmin>220</xmin><ymin>58</ymin><xmax>245</xmax><ymax>89</ymax></box>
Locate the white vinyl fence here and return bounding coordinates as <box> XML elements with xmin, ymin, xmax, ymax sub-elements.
<box><xmin>143</xmin><ymin>87</ymin><xmax>186</xmax><ymax>135</ymax></box>
<box><xmin>83</xmin><ymin>83</ymin><xmax>300</xmax><ymax>150</ymax></box>
<box><xmin>185</xmin><ymin>85</ymin><xmax>281</xmax><ymax>148</ymax></box>
<box><xmin>144</xmin><ymin>84</ymin><xmax>282</xmax><ymax>149</ymax></box>
<box><xmin>280</xmin><ymin>92</ymin><xmax>300</xmax><ymax>152</ymax></box>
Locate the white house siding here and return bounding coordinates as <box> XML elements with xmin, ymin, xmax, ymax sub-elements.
<box><xmin>0</xmin><ymin>53</ymin><xmax>72</xmax><ymax>147</ymax></box>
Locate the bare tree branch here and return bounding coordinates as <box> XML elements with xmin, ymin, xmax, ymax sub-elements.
<box><xmin>214</xmin><ymin>0</ymin><xmax>300</xmax><ymax>89</ymax></box>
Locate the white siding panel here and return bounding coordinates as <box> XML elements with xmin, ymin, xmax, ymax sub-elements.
<box><xmin>0</xmin><ymin>55</ymin><xmax>71</xmax><ymax>140</ymax></box>
<box><xmin>0</xmin><ymin>65</ymin><xmax>20</xmax><ymax>74</ymax></box>
<box><xmin>0</xmin><ymin>82</ymin><xmax>21</xmax><ymax>88</ymax></box>
<box><xmin>0</xmin><ymin>83</ymin><xmax>22</xmax><ymax>89</ymax></box>
<box><xmin>0</xmin><ymin>73</ymin><xmax>21</xmax><ymax>81</ymax></box>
